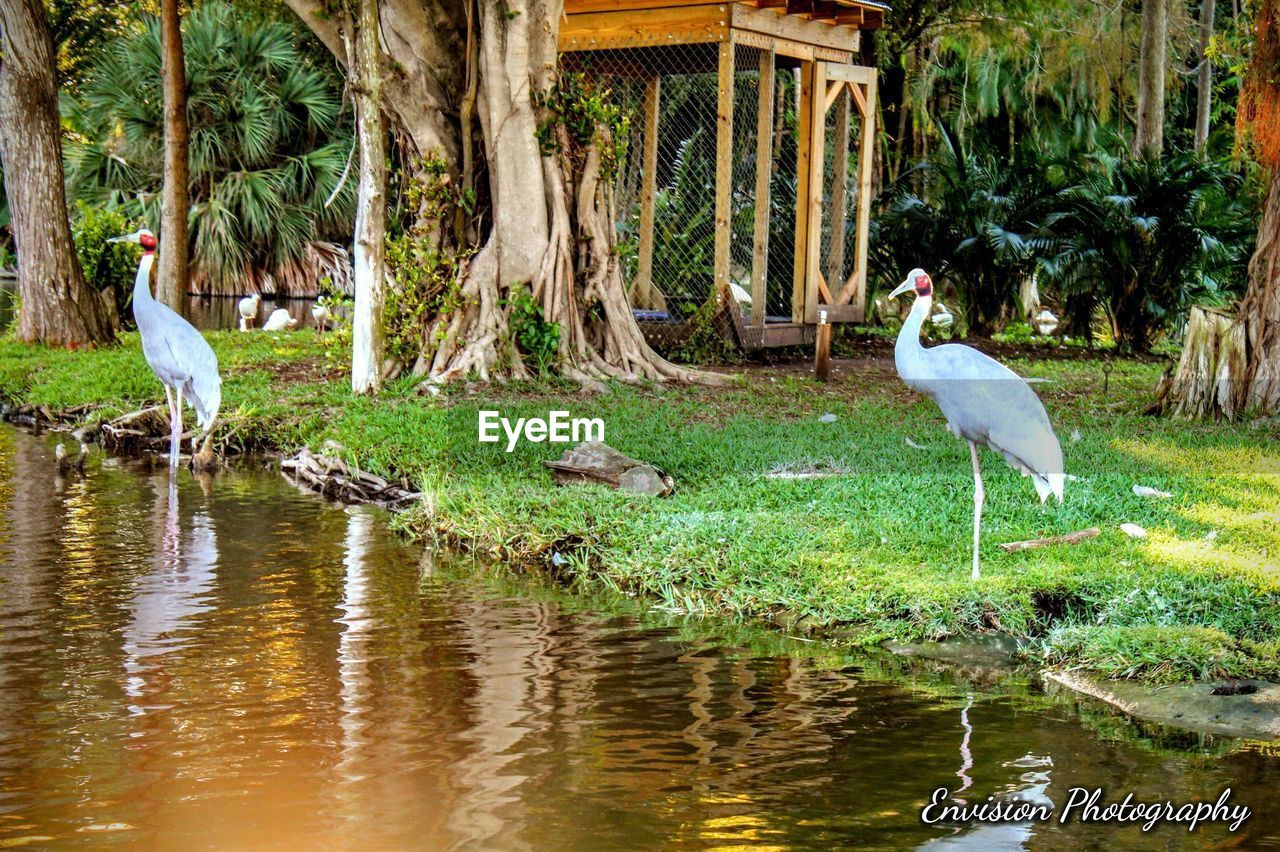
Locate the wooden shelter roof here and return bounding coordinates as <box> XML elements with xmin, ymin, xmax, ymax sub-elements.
<box><xmin>563</xmin><ymin>0</ymin><xmax>888</xmax><ymax>32</ymax></box>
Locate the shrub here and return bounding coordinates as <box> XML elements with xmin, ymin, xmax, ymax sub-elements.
<box><xmin>71</xmin><ymin>201</ymin><xmax>140</xmax><ymax>325</ymax></box>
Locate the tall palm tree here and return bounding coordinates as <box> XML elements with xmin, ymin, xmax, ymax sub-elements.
<box><xmin>65</xmin><ymin>1</ymin><xmax>354</xmax><ymax>296</ymax></box>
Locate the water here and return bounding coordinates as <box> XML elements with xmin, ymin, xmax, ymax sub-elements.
<box><xmin>0</xmin><ymin>279</ymin><xmax>328</xmax><ymax>333</ymax></box>
<box><xmin>0</xmin><ymin>426</ymin><xmax>1277</xmax><ymax>849</ymax></box>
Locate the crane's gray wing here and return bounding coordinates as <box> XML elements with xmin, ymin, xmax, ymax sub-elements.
<box><xmin>918</xmin><ymin>344</ymin><xmax>1064</xmax><ymax>496</ymax></box>
<box><xmin>138</xmin><ymin>300</ymin><xmax>222</xmax><ymax>429</ymax></box>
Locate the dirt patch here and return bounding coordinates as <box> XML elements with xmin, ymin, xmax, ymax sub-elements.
<box><xmin>232</xmin><ymin>356</ymin><xmax>347</xmax><ymax>385</ymax></box>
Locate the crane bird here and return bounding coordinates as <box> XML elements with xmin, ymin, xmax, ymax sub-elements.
<box><xmin>263</xmin><ymin>308</ymin><xmax>297</xmax><ymax>332</ymax></box>
<box><xmin>237</xmin><ymin>293</ymin><xmax>261</xmax><ymax>331</ymax></box>
<box><xmin>109</xmin><ymin>228</ymin><xmax>222</xmax><ymax>467</ymax></box>
<box><xmin>311</xmin><ymin>301</ymin><xmax>331</xmax><ymax>333</ymax></box>
<box><xmin>889</xmin><ymin>268</ymin><xmax>1064</xmax><ymax>579</ymax></box>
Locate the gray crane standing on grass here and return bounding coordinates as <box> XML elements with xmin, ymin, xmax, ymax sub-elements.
<box><xmin>888</xmin><ymin>268</ymin><xmax>1064</xmax><ymax>579</ymax></box>
<box><xmin>109</xmin><ymin>228</ymin><xmax>222</xmax><ymax>467</ymax></box>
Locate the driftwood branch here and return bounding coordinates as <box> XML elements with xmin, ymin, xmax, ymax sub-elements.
<box><xmin>281</xmin><ymin>445</ymin><xmax>421</xmax><ymax>510</ymax></box>
<box><xmin>998</xmin><ymin>527</ymin><xmax>1101</xmax><ymax>553</ymax></box>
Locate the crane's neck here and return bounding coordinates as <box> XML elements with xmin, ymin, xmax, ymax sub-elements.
<box><xmin>895</xmin><ymin>294</ymin><xmax>932</xmax><ymax>354</ymax></box>
<box><xmin>134</xmin><ymin>251</ymin><xmax>156</xmax><ymax>303</ymax></box>
<box><xmin>894</xmin><ymin>293</ymin><xmax>933</xmax><ymax>385</ymax></box>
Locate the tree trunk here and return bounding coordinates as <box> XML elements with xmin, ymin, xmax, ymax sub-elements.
<box><xmin>0</xmin><ymin>0</ymin><xmax>113</xmax><ymax>346</ymax></box>
<box><xmin>1162</xmin><ymin>174</ymin><xmax>1280</xmax><ymax>417</ymax></box>
<box><xmin>1194</xmin><ymin>0</ymin><xmax>1216</xmax><ymax>154</ymax></box>
<box><xmin>1162</xmin><ymin>0</ymin><xmax>1280</xmax><ymax>418</ymax></box>
<box><xmin>350</xmin><ymin>0</ymin><xmax>387</xmax><ymax>395</ymax></box>
<box><xmin>286</xmin><ymin>0</ymin><xmax>724</xmax><ymax>388</ymax></box>
<box><xmin>1134</xmin><ymin>0</ymin><xmax>1168</xmax><ymax>158</ymax></box>
<box><xmin>158</xmin><ymin>0</ymin><xmax>189</xmax><ymax>314</ymax></box>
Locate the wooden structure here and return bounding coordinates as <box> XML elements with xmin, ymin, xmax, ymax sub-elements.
<box><xmin>561</xmin><ymin>0</ymin><xmax>885</xmax><ymax>348</ymax></box>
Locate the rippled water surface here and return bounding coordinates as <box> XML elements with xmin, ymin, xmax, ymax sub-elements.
<box><xmin>0</xmin><ymin>426</ymin><xmax>1278</xmax><ymax>849</ymax></box>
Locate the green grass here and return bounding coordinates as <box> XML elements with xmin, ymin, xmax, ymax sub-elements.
<box><xmin>3</xmin><ymin>330</ymin><xmax>1279</xmax><ymax>683</ymax></box>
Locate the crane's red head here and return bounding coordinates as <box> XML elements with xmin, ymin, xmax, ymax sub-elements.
<box><xmin>106</xmin><ymin>228</ymin><xmax>157</xmax><ymax>253</ymax></box>
<box><xmin>889</xmin><ymin>268</ymin><xmax>933</xmax><ymax>300</ymax></box>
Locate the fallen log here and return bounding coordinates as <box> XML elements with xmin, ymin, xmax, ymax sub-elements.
<box><xmin>998</xmin><ymin>527</ymin><xmax>1101</xmax><ymax>553</ymax></box>
<box><xmin>280</xmin><ymin>446</ymin><xmax>422</xmax><ymax>511</ymax></box>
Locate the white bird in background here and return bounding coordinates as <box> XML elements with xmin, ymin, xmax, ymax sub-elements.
<box><xmin>930</xmin><ymin>301</ymin><xmax>955</xmax><ymax>328</ymax></box>
<box><xmin>1034</xmin><ymin>308</ymin><xmax>1060</xmax><ymax>336</ymax></box>
<box><xmin>237</xmin><ymin>293</ymin><xmax>261</xmax><ymax>332</ymax></box>
<box><xmin>311</xmin><ymin>301</ymin><xmax>331</xmax><ymax>333</ymax></box>
<box><xmin>263</xmin><ymin>308</ymin><xmax>298</xmax><ymax>332</ymax></box>
<box><xmin>108</xmin><ymin>228</ymin><xmax>222</xmax><ymax>467</ymax></box>
<box><xmin>889</xmin><ymin>268</ymin><xmax>1065</xmax><ymax>579</ymax></box>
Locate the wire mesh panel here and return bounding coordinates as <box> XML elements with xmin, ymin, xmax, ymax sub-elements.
<box><xmin>562</xmin><ymin>43</ymin><xmax>800</xmax><ymax>327</ymax></box>
<box><xmin>819</xmin><ymin>84</ymin><xmax>862</xmax><ymax>304</ymax></box>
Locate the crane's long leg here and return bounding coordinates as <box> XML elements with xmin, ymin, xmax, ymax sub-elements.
<box><xmin>165</xmin><ymin>385</ymin><xmax>183</xmax><ymax>468</ymax></box>
<box><xmin>970</xmin><ymin>441</ymin><xmax>984</xmax><ymax>580</ymax></box>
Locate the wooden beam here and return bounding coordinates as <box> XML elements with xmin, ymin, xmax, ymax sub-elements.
<box><xmin>567</xmin><ymin>0</ymin><xmax>727</xmax><ymax>11</ymax></box>
<box><xmin>833</xmin><ymin>7</ymin><xmax>863</xmax><ymax>26</ymax></box>
<box><xmin>814</xmin><ymin>311</ymin><xmax>832</xmax><ymax>380</ymax></box>
<box><xmin>731</xmin><ymin>27</ymin><xmax>853</xmax><ymax>63</ymax></box>
<box><xmin>787</xmin><ymin>0</ymin><xmax>841</xmax><ymax>21</ymax></box>
<box><xmin>714</xmin><ymin>41</ymin><xmax>735</xmax><ymax>304</ymax></box>
<box><xmin>847</xmin><ymin>74</ymin><xmax>877</xmax><ymax>320</ymax></box>
<box><xmin>731</xmin><ymin>3</ymin><xmax>859</xmax><ymax>53</ymax></box>
<box><xmin>791</xmin><ymin>62</ymin><xmax>814</xmax><ymax>323</ymax></box>
<box><xmin>559</xmin><ymin>6</ymin><xmax>729</xmax><ymax>50</ymax></box>
<box><xmin>750</xmin><ymin>49</ymin><xmax>775</xmax><ymax>327</ymax></box>
<box><xmin>823</xmin><ymin>78</ymin><xmax>846</xmax><ymax>112</ymax></box>
<box><xmin>817</xmin><ymin>270</ymin><xmax>833</xmax><ymax>304</ymax></box>
<box><xmin>633</xmin><ymin>77</ymin><xmax>662</xmax><ymax>311</ymax></box>
<box><xmin>825</xmin><ymin>63</ymin><xmax>876</xmax><ymax>85</ymax></box>
<box><xmin>803</xmin><ymin>60</ymin><xmax>826</xmax><ymax>324</ymax></box>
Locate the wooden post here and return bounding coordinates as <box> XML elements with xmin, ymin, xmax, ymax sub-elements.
<box><xmin>848</xmin><ymin>72</ymin><xmax>877</xmax><ymax>321</ymax></box>
<box><xmin>714</xmin><ymin>41</ymin><xmax>734</xmax><ymax>304</ymax></box>
<box><xmin>814</xmin><ymin>308</ymin><xmax>832</xmax><ymax>381</ymax></box>
<box><xmin>634</xmin><ymin>76</ymin><xmax>662</xmax><ymax>310</ymax></box>
<box><xmin>750</xmin><ymin>49</ymin><xmax>775</xmax><ymax>327</ymax></box>
<box><xmin>803</xmin><ymin>61</ymin><xmax>827</xmax><ymax>324</ymax></box>
<box><xmin>791</xmin><ymin>61</ymin><xmax>815</xmax><ymax>323</ymax></box>
<box><xmin>826</xmin><ymin>85</ymin><xmax>850</xmax><ymax>296</ymax></box>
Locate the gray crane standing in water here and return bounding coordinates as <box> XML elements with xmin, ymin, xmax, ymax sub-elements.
<box><xmin>109</xmin><ymin>228</ymin><xmax>222</xmax><ymax>467</ymax></box>
<box><xmin>888</xmin><ymin>268</ymin><xmax>1064</xmax><ymax>579</ymax></box>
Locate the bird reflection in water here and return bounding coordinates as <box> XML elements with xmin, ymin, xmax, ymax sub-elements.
<box><xmin>122</xmin><ymin>469</ymin><xmax>218</xmax><ymax>709</ymax></box>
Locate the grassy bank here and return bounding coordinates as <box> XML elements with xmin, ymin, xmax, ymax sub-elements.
<box><xmin>2</xmin><ymin>330</ymin><xmax>1279</xmax><ymax>683</ymax></box>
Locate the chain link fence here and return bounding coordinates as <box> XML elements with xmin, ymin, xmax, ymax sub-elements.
<box><xmin>564</xmin><ymin>39</ymin><xmax>869</xmax><ymax>347</ymax></box>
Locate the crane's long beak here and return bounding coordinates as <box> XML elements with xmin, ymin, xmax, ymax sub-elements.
<box><xmin>887</xmin><ymin>280</ymin><xmax>914</xmax><ymax>299</ymax></box>
<box><xmin>106</xmin><ymin>233</ymin><xmax>137</xmax><ymax>244</ymax></box>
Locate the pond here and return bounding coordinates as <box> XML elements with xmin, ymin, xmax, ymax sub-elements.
<box><xmin>0</xmin><ymin>425</ymin><xmax>1277</xmax><ymax>849</ymax></box>
<box><xmin>0</xmin><ymin>278</ymin><xmax>328</xmax><ymax>334</ymax></box>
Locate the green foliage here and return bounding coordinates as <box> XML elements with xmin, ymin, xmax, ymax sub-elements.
<box><xmin>46</xmin><ymin>0</ymin><xmax>135</xmax><ymax>92</ymax></box>
<box><xmin>70</xmin><ymin>201</ymin><xmax>140</xmax><ymax>321</ymax></box>
<box><xmin>506</xmin><ymin>288</ymin><xmax>560</xmax><ymax>374</ymax></box>
<box><xmin>663</xmin><ymin>300</ymin><xmax>739</xmax><ymax>366</ymax></box>
<box><xmin>872</xmin><ymin>128</ymin><xmax>1256</xmax><ymax>347</ymax></box>
<box><xmin>872</xmin><ymin>127</ymin><xmax>1066</xmax><ymax>334</ymax></box>
<box><xmin>1043</xmin><ymin>152</ymin><xmax>1257</xmax><ymax>352</ymax></box>
<box><xmin>64</xmin><ymin>1</ymin><xmax>354</xmax><ymax>290</ymax></box>
<box><xmin>1043</xmin><ymin>625</ymin><xmax>1275</xmax><ymax>684</ymax></box>
<box><xmin>383</xmin><ymin>158</ymin><xmax>471</xmax><ymax>364</ymax></box>
<box><xmin>383</xmin><ymin>234</ymin><xmax>464</xmax><ymax>365</ymax></box>
<box><xmin>535</xmin><ymin>70</ymin><xmax>630</xmax><ymax>177</ymax></box>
